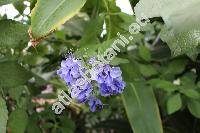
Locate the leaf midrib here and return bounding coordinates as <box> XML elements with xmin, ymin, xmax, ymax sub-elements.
<box><xmin>38</xmin><ymin>0</ymin><xmax>66</xmax><ymax>30</ymax></box>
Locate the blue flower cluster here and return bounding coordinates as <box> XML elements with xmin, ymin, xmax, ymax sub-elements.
<box><xmin>57</xmin><ymin>55</ymin><xmax>125</xmax><ymax>112</ymax></box>
<box><xmin>91</xmin><ymin>64</ymin><xmax>126</xmax><ymax>97</ymax></box>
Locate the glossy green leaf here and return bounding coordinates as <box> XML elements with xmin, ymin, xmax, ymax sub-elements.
<box><xmin>31</xmin><ymin>0</ymin><xmax>87</xmax><ymax>39</ymax></box>
<box><xmin>181</xmin><ymin>89</ymin><xmax>200</xmax><ymax>99</ymax></box>
<box><xmin>0</xmin><ymin>97</ymin><xmax>8</xmax><ymax>133</ymax></box>
<box><xmin>187</xmin><ymin>99</ymin><xmax>200</xmax><ymax>118</ymax></box>
<box><xmin>167</xmin><ymin>94</ymin><xmax>182</xmax><ymax>114</ymax></box>
<box><xmin>179</xmin><ymin>73</ymin><xmax>197</xmax><ymax>91</ymax></box>
<box><xmin>122</xmin><ymin>81</ymin><xmax>163</xmax><ymax>133</ymax></box>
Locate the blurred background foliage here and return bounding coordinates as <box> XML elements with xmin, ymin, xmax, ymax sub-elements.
<box><xmin>0</xmin><ymin>0</ymin><xmax>200</xmax><ymax>133</ymax></box>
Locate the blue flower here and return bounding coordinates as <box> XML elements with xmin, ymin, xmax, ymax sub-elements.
<box><xmin>99</xmin><ymin>78</ymin><xmax>126</xmax><ymax>96</ymax></box>
<box><xmin>88</xmin><ymin>96</ymin><xmax>103</xmax><ymax>112</ymax></box>
<box><xmin>91</xmin><ymin>64</ymin><xmax>126</xmax><ymax>96</ymax></box>
<box><xmin>70</xmin><ymin>78</ymin><xmax>93</xmax><ymax>103</ymax></box>
<box><xmin>57</xmin><ymin>56</ymin><xmax>83</xmax><ymax>86</ymax></box>
<box><xmin>57</xmin><ymin>55</ymin><xmax>93</xmax><ymax>103</ymax></box>
<box><xmin>57</xmin><ymin>55</ymin><xmax>126</xmax><ymax>112</ymax></box>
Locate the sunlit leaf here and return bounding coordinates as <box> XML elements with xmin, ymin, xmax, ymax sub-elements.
<box><xmin>31</xmin><ymin>0</ymin><xmax>87</xmax><ymax>39</ymax></box>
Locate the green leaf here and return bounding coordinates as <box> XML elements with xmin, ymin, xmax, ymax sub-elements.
<box><xmin>110</xmin><ymin>57</ymin><xmax>130</xmax><ymax>66</ymax></box>
<box><xmin>103</xmin><ymin>0</ymin><xmax>123</xmax><ymax>39</ymax></box>
<box><xmin>181</xmin><ymin>89</ymin><xmax>200</xmax><ymax>99</ymax></box>
<box><xmin>148</xmin><ymin>79</ymin><xmax>178</xmax><ymax>92</ymax></box>
<box><xmin>30</xmin><ymin>73</ymin><xmax>47</xmax><ymax>87</ymax></box>
<box><xmin>187</xmin><ymin>99</ymin><xmax>200</xmax><ymax>118</ymax></box>
<box><xmin>0</xmin><ymin>20</ymin><xmax>29</xmax><ymax>48</ymax></box>
<box><xmin>8</xmin><ymin>86</ymin><xmax>27</xmax><ymax>103</ymax></box>
<box><xmin>135</xmin><ymin>0</ymin><xmax>200</xmax><ymax>59</ymax></box>
<box><xmin>134</xmin><ymin>0</ymin><xmax>200</xmax><ymax>32</ymax></box>
<box><xmin>31</xmin><ymin>0</ymin><xmax>87</xmax><ymax>39</ymax></box>
<box><xmin>63</xmin><ymin>16</ymin><xmax>86</xmax><ymax>37</ymax></box>
<box><xmin>138</xmin><ymin>45</ymin><xmax>151</xmax><ymax>62</ymax></box>
<box><xmin>122</xmin><ymin>81</ymin><xmax>163</xmax><ymax>133</ymax></box>
<box><xmin>76</xmin><ymin>17</ymin><xmax>104</xmax><ymax>57</ymax></box>
<box><xmin>0</xmin><ymin>97</ymin><xmax>8</xmax><ymax>133</ymax></box>
<box><xmin>163</xmin><ymin>58</ymin><xmax>188</xmax><ymax>75</ymax></box>
<box><xmin>0</xmin><ymin>61</ymin><xmax>32</xmax><ymax>88</ymax></box>
<box><xmin>139</xmin><ymin>64</ymin><xmax>158</xmax><ymax>77</ymax></box>
<box><xmin>121</xmin><ymin>62</ymin><xmax>162</xmax><ymax>132</ymax></box>
<box><xmin>8</xmin><ymin>109</ymin><xmax>29</xmax><ymax>133</ymax></box>
<box><xmin>78</xmin><ymin>18</ymin><xmax>103</xmax><ymax>47</ymax></box>
<box><xmin>121</xmin><ymin>60</ymin><xmax>141</xmax><ymax>82</ymax></box>
<box><xmin>160</xmin><ymin>26</ymin><xmax>200</xmax><ymax>59</ymax></box>
<box><xmin>167</xmin><ymin>94</ymin><xmax>182</xmax><ymax>114</ymax></box>
<box><xmin>179</xmin><ymin>73</ymin><xmax>197</xmax><ymax>90</ymax></box>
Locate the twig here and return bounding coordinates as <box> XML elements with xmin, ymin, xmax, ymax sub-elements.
<box><xmin>152</xmin><ymin>32</ymin><xmax>161</xmax><ymax>46</ymax></box>
<box><xmin>28</xmin><ymin>28</ymin><xmax>55</xmax><ymax>47</ymax></box>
